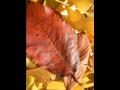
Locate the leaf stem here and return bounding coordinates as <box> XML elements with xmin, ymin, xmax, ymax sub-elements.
<box><xmin>71</xmin><ymin>74</ymin><xmax>82</xmax><ymax>85</ymax></box>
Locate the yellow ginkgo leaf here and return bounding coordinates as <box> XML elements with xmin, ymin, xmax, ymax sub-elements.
<box><xmin>85</xmin><ymin>12</ymin><xmax>94</xmax><ymax>18</ymax></box>
<box><xmin>26</xmin><ymin>56</ymin><xmax>36</xmax><ymax>68</ymax></box>
<box><xmin>81</xmin><ymin>72</ymin><xmax>94</xmax><ymax>83</ymax></box>
<box><xmin>43</xmin><ymin>0</ymin><xmax>61</xmax><ymax>9</ymax></box>
<box><xmin>46</xmin><ymin>81</ymin><xmax>66</xmax><ymax>90</ymax></box>
<box><xmin>26</xmin><ymin>68</ymin><xmax>56</xmax><ymax>83</ymax></box>
<box><xmin>82</xmin><ymin>17</ymin><xmax>94</xmax><ymax>36</ymax></box>
<box><xmin>30</xmin><ymin>0</ymin><xmax>37</xmax><ymax>2</ymax></box>
<box><xmin>70</xmin><ymin>0</ymin><xmax>93</xmax><ymax>14</ymax></box>
<box><xmin>67</xmin><ymin>6</ymin><xmax>86</xmax><ymax>31</ymax></box>
<box><xmin>26</xmin><ymin>74</ymin><xmax>35</xmax><ymax>90</ymax></box>
<box><xmin>72</xmin><ymin>72</ymin><xmax>94</xmax><ymax>90</ymax></box>
<box><xmin>27</xmin><ymin>83</ymin><xmax>38</xmax><ymax>90</ymax></box>
<box><xmin>62</xmin><ymin>15</ymin><xmax>75</xmax><ymax>28</ymax></box>
<box><xmin>56</xmin><ymin>4</ymin><xmax>68</xmax><ymax>15</ymax></box>
<box><xmin>30</xmin><ymin>0</ymin><xmax>44</xmax><ymax>3</ymax></box>
<box><xmin>83</xmin><ymin>83</ymin><xmax>94</xmax><ymax>88</ymax></box>
<box><xmin>35</xmin><ymin>82</ymin><xmax>43</xmax><ymax>90</ymax></box>
<box><xmin>87</xmin><ymin>4</ymin><xmax>94</xmax><ymax>12</ymax></box>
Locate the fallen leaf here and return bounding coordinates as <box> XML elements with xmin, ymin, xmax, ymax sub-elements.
<box><xmin>67</xmin><ymin>6</ymin><xmax>86</xmax><ymax>33</ymax></box>
<box><xmin>43</xmin><ymin>0</ymin><xmax>61</xmax><ymax>9</ymax></box>
<box><xmin>61</xmin><ymin>15</ymin><xmax>75</xmax><ymax>28</ymax></box>
<box><xmin>72</xmin><ymin>72</ymin><xmax>94</xmax><ymax>90</ymax></box>
<box><xmin>35</xmin><ymin>82</ymin><xmax>43</xmax><ymax>89</ymax></box>
<box><xmin>70</xmin><ymin>0</ymin><xmax>93</xmax><ymax>14</ymax></box>
<box><xmin>27</xmin><ymin>83</ymin><xmax>38</xmax><ymax>90</ymax></box>
<box><xmin>26</xmin><ymin>56</ymin><xmax>36</xmax><ymax>68</ymax></box>
<box><xmin>26</xmin><ymin>1</ymin><xmax>90</xmax><ymax>90</ymax></box>
<box><xmin>46</xmin><ymin>81</ymin><xmax>66</xmax><ymax>90</ymax></box>
<box><xmin>82</xmin><ymin>17</ymin><xmax>94</xmax><ymax>36</ymax></box>
<box><xmin>26</xmin><ymin>68</ymin><xmax>56</xmax><ymax>83</ymax></box>
<box><xmin>26</xmin><ymin>74</ymin><xmax>35</xmax><ymax>90</ymax></box>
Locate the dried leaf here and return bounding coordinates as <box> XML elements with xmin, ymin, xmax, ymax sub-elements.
<box><xmin>63</xmin><ymin>32</ymin><xmax>90</xmax><ymax>90</ymax></box>
<box><xmin>26</xmin><ymin>1</ymin><xmax>90</xmax><ymax>90</ymax></box>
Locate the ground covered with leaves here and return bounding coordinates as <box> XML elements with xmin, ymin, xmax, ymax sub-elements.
<box><xmin>26</xmin><ymin>0</ymin><xmax>94</xmax><ymax>90</ymax></box>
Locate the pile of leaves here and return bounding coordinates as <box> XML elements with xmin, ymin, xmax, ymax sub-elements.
<box><xmin>26</xmin><ymin>0</ymin><xmax>94</xmax><ymax>90</ymax></box>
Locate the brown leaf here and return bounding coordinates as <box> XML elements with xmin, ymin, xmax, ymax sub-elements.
<box><xmin>26</xmin><ymin>1</ymin><xmax>90</xmax><ymax>90</ymax></box>
<box><xmin>63</xmin><ymin>32</ymin><xmax>90</xmax><ymax>90</ymax></box>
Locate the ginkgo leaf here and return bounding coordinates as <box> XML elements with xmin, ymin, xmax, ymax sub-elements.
<box><xmin>87</xmin><ymin>4</ymin><xmax>94</xmax><ymax>12</ymax></box>
<box><xmin>72</xmin><ymin>72</ymin><xmax>94</xmax><ymax>90</ymax></box>
<box><xmin>27</xmin><ymin>83</ymin><xmax>38</xmax><ymax>90</ymax></box>
<box><xmin>67</xmin><ymin>6</ymin><xmax>86</xmax><ymax>31</ymax></box>
<box><xmin>26</xmin><ymin>74</ymin><xmax>44</xmax><ymax>90</ymax></box>
<box><xmin>26</xmin><ymin>74</ymin><xmax>35</xmax><ymax>90</ymax></box>
<box><xmin>67</xmin><ymin>7</ymin><xmax>94</xmax><ymax>36</ymax></box>
<box><xmin>56</xmin><ymin>4</ymin><xmax>76</xmax><ymax>15</ymax></box>
<box><xmin>54</xmin><ymin>0</ymin><xmax>94</xmax><ymax>37</ymax></box>
<box><xmin>43</xmin><ymin>0</ymin><xmax>61</xmax><ymax>9</ymax></box>
<box><xmin>62</xmin><ymin>15</ymin><xmax>75</xmax><ymax>28</ymax></box>
<box><xmin>80</xmin><ymin>72</ymin><xmax>94</xmax><ymax>83</ymax></box>
<box><xmin>82</xmin><ymin>17</ymin><xmax>94</xmax><ymax>36</ymax></box>
<box><xmin>70</xmin><ymin>0</ymin><xmax>93</xmax><ymax>14</ymax></box>
<box><xmin>56</xmin><ymin>4</ymin><xmax>68</xmax><ymax>15</ymax></box>
<box><xmin>35</xmin><ymin>82</ymin><xmax>43</xmax><ymax>90</ymax></box>
<box><xmin>26</xmin><ymin>68</ymin><xmax>56</xmax><ymax>83</ymax></box>
<box><xmin>26</xmin><ymin>56</ymin><xmax>36</xmax><ymax>68</ymax></box>
<box><xmin>46</xmin><ymin>81</ymin><xmax>66</xmax><ymax>90</ymax></box>
<box><xmin>85</xmin><ymin>12</ymin><xmax>94</xmax><ymax>19</ymax></box>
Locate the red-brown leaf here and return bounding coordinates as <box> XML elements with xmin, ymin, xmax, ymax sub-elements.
<box><xmin>63</xmin><ymin>32</ymin><xmax>90</xmax><ymax>90</ymax></box>
<box><xmin>26</xmin><ymin>1</ymin><xmax>90</xmax><ymax>90</ymax></box>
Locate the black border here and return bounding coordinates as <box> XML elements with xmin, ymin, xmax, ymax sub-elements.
<box><xmin>1</xmin><ymin>0</ymin><xmax>26</xmax><ymax>89</ymax></box>
<box><xmin>94</xmin><ymin>0</ymin><xmax>119</xmax><ymax>90</ymax></box>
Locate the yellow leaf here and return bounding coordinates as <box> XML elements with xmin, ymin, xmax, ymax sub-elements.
<box><xmin>67</xmin><ymin>6</ymin><xmax>86</xmax><ymax>31</ymax></box>
<box><xmin>43</xmin><ymin>0</ymin><xmax>61</xmax><ymax>9</ymax></box>
<box><xmin>56</xmin><ymin>4</ymin><xmax>76</xmax><ymax>15</ymax></box>
<box><xmin>83</xmin><ymin>83</ymin><xmax>94</xmax><ymax>88</ymax></box>
<box><xmin>62</xmin><ymin>15</ymin><xmax>75</xmax><ymax>28</ymax></box>
<box><xmin>87</xmin><ymin>56</ymin><xmax>94</xmax><ymax>72</ymax></box>
<box><xmin>56</xmin><ymin>4</ymin><xmax>67</xmax><ymax>15</ymax></box>
<box><xmin>85</xmin><ymin>12</ymin><xmax>94</xmax><ymax>18</ymax></box>
<box><xmin>26</xmin><ymin>56</ymin><xmax>36</xmax><ymax>68</ymax></box>
<box><xmin>26</xmin><ymin>74</ymin><xmax>35</xmax><ymax>90</ymax></box>
<box><xmin>88</xmin><ymin>4</ymin><xmax>94</xmax><ymax>13</ymax></box>
<box><xmin>70</xmin><ymin>0</ymin><xmax>93</xmax><ymax>14</ymax></box>
<box><xmin>35</xmin><ymin>82</ymin><xmax>43</xmax><ymax>89</ymax></box>
<box><xmin>26</xmin><ymin>68</ymin><xmax>56</xmax><ymax>83</ymax></box>
<box><xmin>55</xmin><ymin>0</ymin><xmax>69</xmax><ymax>5</ymax></box>
<box><xmin>55</xmin><ymin>1</ymin><xmax>94</xmax><ymax>37</ymax></box>
<box><xmin>27</xmin><ymin>83</ymin><xmax>38</xmax><ymax>90</ymax></box>
<box><xmin>30</xmin><ymin>0</ymin><xmax>44</xmax><ymax>3</ymax></box>
<box><xmin>72</xmin><ymin>72</ymin><xmax>94</xmax><ymax>90</ymax></box>
<box><xmin>30</xmin><ymin>0</ymin><xmax>38</xmax><ymax>2</ymax></box>
<box><xmin>81</xmin><ymin>72</ymin><xmax>94</xmax><ymax>83</ymax></box>
<box><xmin>46</xmin><ymin>81</ymin><xmax>66</xmax><ymax>90</ymax></box>
<box><xmin>82</xmin><ymin>17</ymin><xmax>94</xmax><ymax>36</ymax></box>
